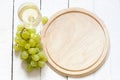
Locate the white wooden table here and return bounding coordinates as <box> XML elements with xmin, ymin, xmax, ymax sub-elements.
<box><xmin>0</xmin><ymin>0</ymin><xmax>120</xmax><ymax>80</ymax></box>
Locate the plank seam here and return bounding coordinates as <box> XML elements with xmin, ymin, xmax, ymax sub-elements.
<box><xmin>93</xmin><ymin>0</ymin><xmax>95</xmax><ymax>13</ymax></box>
<box><xmin>40</xmin><ymin>0</ymin><xmax>41</xmax><ymax>10</ymax></box>
<box><xmin>67</xmin><ymin>1</ymin><xmax>69</xmax><ymax>79</ymax></box>
<box><xmin>11</xmin><ymin>0</ymin><xmax>15</xmax><ymax>80</ymax></box>
<box><xmin>68</xmin><ymin>0</ymin><xmax>69</xmax><ymax>8</ymax></box>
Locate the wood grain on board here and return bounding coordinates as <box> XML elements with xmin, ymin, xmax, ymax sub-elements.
<box><xmin>68</xmin><ymin>0</ymin><xmax>112</xmax><ymax>80</ymax></box>
<box><xmin>68</xmin><ymin>0</ymin><xmax>95</xmax><ymax>80</ymax></box>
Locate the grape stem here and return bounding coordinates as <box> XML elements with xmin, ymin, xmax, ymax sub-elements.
<box><xmin>20</xmin><ymin>27</ymin><xmax>28</xmax><ymax>40</ymax></box>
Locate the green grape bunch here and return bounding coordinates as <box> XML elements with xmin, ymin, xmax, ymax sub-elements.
<box><xmin>14</xmin><ymin>24</ymin><xmax>47</xmax><ymax>72</ymax></box>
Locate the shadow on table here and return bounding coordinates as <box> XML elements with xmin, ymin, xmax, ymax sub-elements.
<box><xmin>21</xmin><ymin>61</ymin><xmax>40</xmax><ymax>78</ymax></box>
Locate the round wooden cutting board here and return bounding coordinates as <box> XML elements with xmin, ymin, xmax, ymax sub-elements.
<box><xmin>41</xmin><ymin>8</ymin><xmax>110</xmax><ymax>77</ymax></box>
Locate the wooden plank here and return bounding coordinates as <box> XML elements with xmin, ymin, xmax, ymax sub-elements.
<box><xmin>0</xmin><ymin>0</ymin><xmax>13</xmax><ymax>80</ymax></box>
<box><xmin>68</xmin><ymin>0</ymin><xmax>95</xmax><ymax>80</ymax></box>
<box><xmin>94</xmin><ymin>0</ymin><xmax>120</xmax><ymax>79</ymax></box>
<box><xmin>40</xmin><ymin>0</ymin><xmax>68</xmax><ymax>80</ymax></box>
<box><xmin>69</xmin><ymin>0</ymin><xmax>94</xmax><ymax>12</ymax></box>
<box><xmin>13</xmin><ymin>0</ymin><xmax>41</xmax><ymax>80</ymax></box>
<box><xmin>109</xmin><ymin>4</ymin><xmax>120</xmax><ymax>79</ymax></box>
<box><xmin>95</xmin><ymin>0</ymin><xmax>120</xmax><ymax>80</ymax></box>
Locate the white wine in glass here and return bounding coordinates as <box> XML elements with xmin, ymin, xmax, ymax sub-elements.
<box><xmin>18</xmin><ymin>3</ymin><xmax>42</xmax><ymax>27</ymax></box>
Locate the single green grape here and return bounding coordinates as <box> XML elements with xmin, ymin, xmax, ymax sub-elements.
<box><xmin>34</xmin><ymin>34</ymin><xmax>40</xmax><ymax>43</ymax></box>
<box><xmin>25</xmin><ymin>43</ymin><xmax>30</xmax><ymax>49</ymax></box>
<box><xmin>14</xmin><ymin>44</ymin><xmax>21</xmax><ymax>51</ymax></box>
<box><xmin>29</xmin><ymin>39</ymin><xmax>36</xmax><ymax>47</ymax></box>
<box><xmin>21</xmin><ymin>29</ymin><xmax>30</xmax><ymax>40</ymax></box>
<box><xmin>36</xmin><ymin>43</ymin><xmax>43</xmax><ymax>50</ymax></box>
<box><xmin>14</xmin><ymin>43</ymin><xmax>25</xmax><ymax>51</ymax></box>
<box><xmin>18</xmin><ymin>39</ymin><xmax>27</xmax><ymax>47</ymax></box>
<box><xmin>30</xmin><ymin>60</ymin><xmax>37</xmax><ymax>67</ymax></box>
<box><xmin>38</xmin><ymin>61</ymin><xmax>45</xmax><ymax>68</ymax></box>
<box><xmin>37</xmin><ymin>51</ymin><xmax>44</xmax><ymax>57</ymax></box>
<box><xmin>42</xmin><ymin>16</ymin><xmax>48</xmax><ymax>25</ymax></box>
<box><xmin>28</xmin><ymin>48</ymin><xmax>37</xmax><ymax>55</ymax></box>
<box><xmin>38</xmin><ymin>51</ymin><xmax>47</xmax><ymax>62</ymax></box>
<box><xmin>20</xmin><ymin>51</ymin><xmax>29</xmax><ymax>60</ymax></box>
<box><xmin>30</xmin><ymin>33</ymin><xmax>35</xmax><ymax>38</ymax></box>
<box><xmin>26</xmin><ymin>64</ymin><xmax>33</xmax><ymax>72</ymax></box>
<box><xmin>41</xmin><ymin>56</ymin><xmax>47</xmax><ymax>62</ymax></box>
<box><xmin>16</xmin><ymin>31</ymin><xmax>21</xmax><ymax>38</ymax></box>
<box><xmin>14</xmin><ymin>37</ymin><xmax>21</xmax><ymax>43</ymax></box>
<box><xmin>35</xmin><ymin>48</ymin><xmax>40</xmax><ymax>53</ymax></box>
<box><xmin>17</xmin><ymin>24</ymin><xmax>24</xmax><ymax>31</ymax></box>
<box><xmin>32</xmin><ymin>54</ymin><xmax>40</xmax><ymax>61</ymax></box>
<box><xmin>30</xmin><ymin>28</ymin><xmax>36</xmax><ymax>33</ymax></box>
<box><xmin>30</xmin><ymin>33</ymin><xmax>40</xmax><ymax>43</ymax></box>
<box><xmin>26</xmin><ymin>56</ymin><xmax>32</xmax><ymax>64</ymax></box>
<box><xmin>20</xmin><ymin>46</ymin><xmax>26</xmax><ymax>51</ymax></box>
<box><xmin>31</xmin><ymin>33</ymin><xmax>40</xmax><ymax>39</ymax></box>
